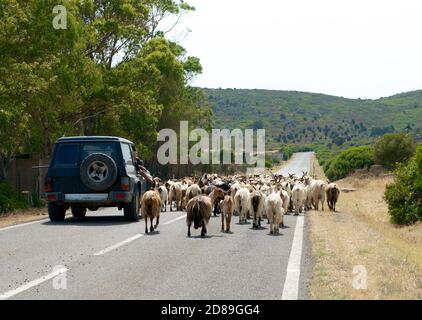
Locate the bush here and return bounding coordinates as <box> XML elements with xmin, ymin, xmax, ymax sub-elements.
<box><xmin>32</xmin><ymin>192</ymin><xmax>45</xmax><ymax>208</ymax></box>
<box><xmin>0</xmin><ymin>181</ymin><xmax>29</xmax><ymax>214</ymax></box>
<box><xmin>385</xmin><ymin>145</ymin><xmax>422</xmax><ymax>225</ymax></box>
<box><xmin>324</xmin><ymin>146</ymin><xmax>375</xmax><ymax>181</ymax></box>
<box><xmin>374</xmin><ymin>133</ymin><xmax>415</xmax><ymax>169</ymax></box>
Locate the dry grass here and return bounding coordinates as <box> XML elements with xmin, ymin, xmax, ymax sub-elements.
<box><xmin>0</xmin><ymin>208</ymin><xmax>49</xmax><ymax>229</ymax></box>
<box><xmin>308</xmin><ymin>155</ymin><xmax>422</xmax><ymax>299</ymax></box>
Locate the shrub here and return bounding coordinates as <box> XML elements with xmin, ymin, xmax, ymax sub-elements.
<box><xmin>374</xmin><ymin>133</ymin><xmax>415</xmax><ymax>169</ymax></box>
<box><xmin>384</xmin><ymin>145</ymin><xmax>422</xmax><ymax>225</ymax></box>
<box><xmin>0</xmin><ymin>181</ymin><xmax>29</xmax><ymax>214</ymax></box>
<box><xmin>324</xmin><ymin>146</ymin><xmax>374</xmax><ymax>181</ymax></box>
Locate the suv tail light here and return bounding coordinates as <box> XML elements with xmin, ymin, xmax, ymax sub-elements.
<box><xmin>121</xmin><ymin>177</ymin><xmax>130</xmax><ymax>191</ymax></box>
<box><xmin>44</xmin><ymin>176</ymin><xmax>53</xmax><ymax>193</ymax></box>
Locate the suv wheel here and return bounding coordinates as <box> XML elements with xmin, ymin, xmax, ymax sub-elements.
<box><xmin>80</xmin><ymin>153</ymin><xmax>118</xmax><ymax>191</ymax></box>
<box><xmin>48</xmin><ymin>203</ymin><xmax>66</xmax><ymax>222</ymax></box>
<box><xmin>124</xmin><ymin>190</ymin><xmax>140</xmax><ymax>222</ymax></box>
<box><xmin>71</xmin><ymin>206</ymin><xmax>87</xmax><ymax>218</ymax></box>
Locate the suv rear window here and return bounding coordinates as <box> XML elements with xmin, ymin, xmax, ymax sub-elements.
<box><xmin>80</xmin><ymin>142</ymin><xmax>119</xmax><ymax>162</ymax></box>
<box><xmin>54</xmin><ymin>143</ymin><xmax>79</xmax><ymax>166</ymax></box>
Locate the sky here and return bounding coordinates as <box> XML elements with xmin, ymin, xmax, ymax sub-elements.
<box><xmin>165</xmin><ymin>0</ymin><xmax>422</xmax><ymax>99</ymax></box>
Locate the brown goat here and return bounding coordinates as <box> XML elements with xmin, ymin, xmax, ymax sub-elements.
<box><xmin>219</xmin><ymin>195</ymin><xmax>234</xmax><ymax>232</ymax></box>
<box><xmin>186</xmin><ymin>196</ymin><xmax>212</xmax><ymax>238</ymax></box>
<box><xmin>326</xmin><ymin>183</ymin><xmax>340</xmax><ymax>212</ymax></box>
<box><xmin>209</xmin><ymin>187</ymin><xmax>226</xmax><ymax>216</ymax></box>
<box><xmin>141</xmin><ymin>190</ymin><xmax>162</xmax><ymax>234</ymax></box>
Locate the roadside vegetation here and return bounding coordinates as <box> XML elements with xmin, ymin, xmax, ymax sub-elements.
<box><xmin>322</xmin><ymin>133</ymin><xmax>416</xmax><ymax>181</ymax></box>
<box><xmin>0</xmin><ymin>181</ymin><xmax>29</xmax><ymax>214</ymax></box>
<box><xmin>374</xmin><ymin>133</ymin><xmax>415</xmax><ymax>169</ymax></box>
<box><xmin>385</xmin><ymin>144</ymin><xmax>422</xmax><ymax>225</ymax></box>
<box><xmin>0</xmin><ymin>181</ymin><xmax>44</xmax><ymax>215</ymax></box>
<box><xmin>323</xmin><ymin>146</ymin><xmax>374</xmax><ymax>181</ymax></box>
<box><xmin>308</xmin><ymin>155</ymin><xmax>422</xmax><ymax>299</ymax></box>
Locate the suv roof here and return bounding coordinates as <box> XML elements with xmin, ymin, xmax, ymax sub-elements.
<box><xmin>56</xmin><ymin>136</ymin><xmax>134</xmax><ymax>145</ymax></box>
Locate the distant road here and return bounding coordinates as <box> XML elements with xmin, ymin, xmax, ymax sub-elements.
<box><xmin>0</xmin><ymin>153</ymin><xmax>313</xmax><ymax>300</ymax></box>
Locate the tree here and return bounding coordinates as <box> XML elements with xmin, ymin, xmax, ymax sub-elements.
<box><xmin>374</xmin><ymin>133</ymin><xmax>415</xmax><ymax>169</ymax></box>
<box><xmin>0</xmin><ymin>0</ymin><xmax>100</xmax><ymax>178</ymax></box>
<box><xmin>385</xmin><ymin>145</ymin><xmax>422</xmax><ymax>225</ymax></box>
<box><xmin>0</xmin><ymin>0</ymin><xmax>210</xmax><ymax>181</ymax></box>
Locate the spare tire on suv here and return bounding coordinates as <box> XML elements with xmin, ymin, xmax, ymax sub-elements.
<box><xmin>80</xmin><ymin>153</ymin><xmax>118</xmax><ymax>191</ymax></box>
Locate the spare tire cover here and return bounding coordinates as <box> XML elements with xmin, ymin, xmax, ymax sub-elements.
<box><xmin>80</xmin><ymin>153</ymin><xmax>118</xmax><ymax>191</ymax></box>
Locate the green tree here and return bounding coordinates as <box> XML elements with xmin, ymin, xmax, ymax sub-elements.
<box><xmin>385</xmin><ymin>145</ymin><xmax>422</xmax><ymax>225</ymax></box>
<box><xmin>374</xmin><ymin>133</ymin><xmax>415</xmax><ymax>169</ymax></box>
<box><xmin>324</xmin><ymin>146</ymin><xmax>374</xmax><ymax>181</ymax></box>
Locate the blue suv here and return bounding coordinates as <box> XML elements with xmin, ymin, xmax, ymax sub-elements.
<box><xmin>44</xmin><ymin>136</ymin><xmax>146</xmax><ymax>222</ymax></box>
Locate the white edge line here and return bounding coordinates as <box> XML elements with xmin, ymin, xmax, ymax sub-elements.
<box><xmin>0</xmin><ymin>267</ymin><xmax>69</xmax><ymax>300</ymax></box>
<box><xmin>93</xmin><ymin>234</ymin><xmax>143</xmax><ymax>256</ymax></box>
<box><xmin>163</xmin><ymin>214</ymin><xmax>187</xmax><ymax>225</ymax></box>
<box><xmin>0</xmin><ymin>219</ymin><xmax>49</xmax><ymax>232</ymax></box>
<box><xmin>281</xmin><ymin>215</ymin><xmax>305</xmax><ymax>300</ymax></box>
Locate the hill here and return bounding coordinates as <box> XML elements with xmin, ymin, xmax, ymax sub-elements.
<box><xmin>204</xmin><ymin>88</ymin><xmax>422</xmax><ymax>161</ymax></box>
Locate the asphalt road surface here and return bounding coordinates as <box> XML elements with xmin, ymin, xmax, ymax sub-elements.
<box><xmin>0</xmin><ymin>152</ymin><xmax>313</xmax><ymax>300</ymax></box>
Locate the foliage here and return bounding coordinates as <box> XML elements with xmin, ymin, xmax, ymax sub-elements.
<box><xmin>385</xmin><ymin>145</ymin><xmax>422</xmax><ymax>225</ymax></box>
<box><xmin>324</xmin><ymin>146</ymin><xmax>375</xmax><ymax>181</ymax></box>
<box><xmin>0</xmin><ymin>182</ymin><xmax>29</xmax><ymax>214</ymax></box>
<box><xmin>374</xmin><ymin>133</ymin><xmax>415</xmax><ymax>169</ymax></box>
<box><xmin>0</xmin><ymin>0</ymin><xmax>211</xmax><ymax>183</ymax></box>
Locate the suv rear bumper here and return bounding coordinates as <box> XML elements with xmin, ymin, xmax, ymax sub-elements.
<box><xmin>46</xmin><ymin>192</ymin><xmax>133</xmax><ymax>204</ymax></box>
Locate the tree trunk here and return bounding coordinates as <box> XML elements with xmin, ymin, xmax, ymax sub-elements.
<box><xmin>0</xmin><ymin>153</ymin><xmax>14</xmax><ymax>183</ymax></box>
<box><xmin>0</xmin><ymin>155</ymin><xmax>6</xmax><ymax>181</ymax></box>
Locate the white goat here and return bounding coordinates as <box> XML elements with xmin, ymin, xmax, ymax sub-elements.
<box><xmin>265</xmin><ymin>191</ymin><xmax>284</xmax><ymax>235</ymax></box>
<box><xmin>291</xmin><ymin>184</ymin><xmax>307</xmax><ymax>215</ymax></box>
<box><xmin>234</xmin><ymin>188</ymin><xmax>250</xmax><ymax>224</ymax></box>
<box><xmin>157</xmin><ymin>186</ymin><xmax>168</xmax><ymax>212</ymax></box>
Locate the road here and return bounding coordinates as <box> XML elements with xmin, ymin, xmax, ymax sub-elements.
<box><xmin>0</xmin><ymin>152</ymin><xmax>313</xmax><ymax>300</ymax></box>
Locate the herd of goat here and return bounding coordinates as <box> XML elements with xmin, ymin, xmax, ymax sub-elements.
<box><xmin>141</xmin><ymin>172</ymin><xmax>340</xmax><ymax>238</ymax></box>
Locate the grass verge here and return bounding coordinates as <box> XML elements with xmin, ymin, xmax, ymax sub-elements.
<box><xmin>308</xmin><ymin>155</ymin><xmax>422</xmax><ymax>299</ymax></box>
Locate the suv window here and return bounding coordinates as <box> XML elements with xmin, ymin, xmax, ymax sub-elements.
<box><xmin>54</xmin><ymin>143</ymin><xmax>79</xmax><ymax>166</ymax></box>
<box><xmin>121</xmin><ymin>143</ymin><xmax>133</xmax><ymax>164</ymax></box>
<box><xmin>80</xmin><ymin>142</ymin><xmax>119</xmax><ymax>162</ymax></box>
<box><xmin>121</xmin><ymin>143</ymin><xmax>136</xmax><ymax>174</ymax></box>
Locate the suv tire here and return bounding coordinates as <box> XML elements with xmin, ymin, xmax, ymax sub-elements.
<box><xmin>124</xmin><ymin>189</ymin><xmax>140</xmax><ymax>221</ymax></box>
<box><xmin>71</xmin><ymin>206</ymin><xmax>87</xmax><ymax>218</ymax></box>
<box><xmin>80</xmin><ymin>153</ymin><xmax>118</xmax><ymax>191</ymax></box>
<box><xmin>48</xmin><ymin>203</ymin><xmax>66</xmax><ymax>222</ymax></box>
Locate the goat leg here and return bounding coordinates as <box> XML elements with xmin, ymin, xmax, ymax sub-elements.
<box><xmin>149</xmin><ymin>217</ymin><xmax>154</xmax><ymax>233</ymax></box>
<box><xmin>154</xmin><ymin>215</ymin><xmax>160</xmax><ymax>229</ymax></box>
<box><xmin>201</xmin><ymin>222</ymin><xmax>206</xmax><ymax>238</ymax></box>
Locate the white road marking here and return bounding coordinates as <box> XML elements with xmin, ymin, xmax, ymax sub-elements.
<box><xmin>163</xmin><ymin>214</ymin><xmax>187</xmax><ymax>225</ymax></box>
<box><xmin>93</xmin><ymin>234</ymin><xmax>143</xmax><ymax>256</ymax></box>
<box><xmin>281</xmin><ymin>215</ymin><xmax>305</xmax><ymax>300</ymax></box>
<box><xmin>0</xmin><ymin>219</ymin><xmax>49</xmax><ymax>232</ymax></box>
<box><xmin>0</xmin><ymin>267</ymin><xmax>69</xmax><ymax>300</ymax></box>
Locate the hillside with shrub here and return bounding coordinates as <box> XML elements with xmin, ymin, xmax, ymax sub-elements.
<box><xmin>205</xmin><ymin>88</ymin><xmax>422</xmax><ymax>159</ymax></box>
<box><xmin>323</xmin><ymin>146</ymin><xmax>375</xmax><ymax>181</ymax></box>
